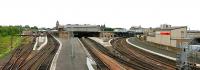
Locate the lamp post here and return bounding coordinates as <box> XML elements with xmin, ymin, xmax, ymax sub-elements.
<box><xmin>71</xmin><ymin>26</ymin><xmax>74</xmax><ymax>58</ymax></box>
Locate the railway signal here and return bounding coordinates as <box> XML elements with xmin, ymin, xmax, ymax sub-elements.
<box><xmin>176</xmin><ymin>38</ymin><xmax>197</xmax><ymax>70</ymax></box>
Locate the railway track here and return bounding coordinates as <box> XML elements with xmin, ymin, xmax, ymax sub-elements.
<box><xmin>80</xmin><ymin>38</ymin><xmax>109</xmax><ymax>70</ymax></box>
<box><xmin>83</xmin><ymin>37</ymin><xmax>176</xmax><ymax>70</ymax></box>
<box><xmin>1</xmin><ymin>33</ymin><xmax>59</xmax><ymax>70</ymax></box>
<box><xmin>37</xmin><ymin>34</ymin><xmax>59</xmax><ymax>70</ymax></box>
<box><xmin>1</xmin><ymin>37</ymin><xmax>35</xmax><ymax>70</ymax></box>
<box><xmin>19</xmin><ymin>34</ymin><xmax>59</xmax><ymax>70</ymax></box>
<box><xmin>81</xmin><ymin>38</ymin><xmax>153</xmax><ymax>70</ymax></box>
<box><xmin>111</xmin><ymin>38</ymin><xmax>176</xmax><ymax>70</ymax></box>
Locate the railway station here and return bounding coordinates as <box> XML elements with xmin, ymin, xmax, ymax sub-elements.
<box><xmin>0</xmin><ymin>21</ymin><xmax>200</xmax><ymax>70</ymax></box>
<box><xmin>2</xmin><ymin>0</ymin><xmax>200</xmax><ymax>70</ymax></box>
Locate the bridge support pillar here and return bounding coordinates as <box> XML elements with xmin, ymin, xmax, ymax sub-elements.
<box><xmin>59</xmin><ymin>31</ymin><xmax>70</xmax><ymax>39</ymax></box>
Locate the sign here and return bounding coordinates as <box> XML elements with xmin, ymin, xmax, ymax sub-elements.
<box><xmin>160</xmin><ymin>31</ymin><xmax>170</xmax><ymax>35</ymax></box>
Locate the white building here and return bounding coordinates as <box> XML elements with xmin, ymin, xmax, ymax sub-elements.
<box><xmin>129</xmin><ymin>26</ymin><xmax>144</xmax><ymax>33</ymax></box>
<box><xmin>146</xmin><ymin>24</ymin><xmax>187</xmax><ymax>47</ymax></box>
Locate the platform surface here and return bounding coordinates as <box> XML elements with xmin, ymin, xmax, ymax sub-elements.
<box><xmin>55</xmin><ymin>37</ymin><xmax>88</xmax><ymax>70</ymax></box>
<box><xmin>128</xmin><ymin>37</ymin><xmax>176</xmax><ymax>58</ymax></box>
<box><xmin>89</xmin><ymin>37</ymin><xmax>112</xmax><ymax>47</ymax></box>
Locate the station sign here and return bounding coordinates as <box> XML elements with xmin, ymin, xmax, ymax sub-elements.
<box><xmin>160</xmin><ymin>31</ymin><xmax>170</xmax><ymax>35</ymax></box>
<box><xmin>156</xmin><ymin>31</ymin><xmax>171</xmax><ymax>35</ymax></box>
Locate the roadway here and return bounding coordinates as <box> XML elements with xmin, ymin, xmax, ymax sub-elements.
<box><xmin>55</xmin><ymin>37</ymin><xmax>88</xmax><ymax>70</ymax></box>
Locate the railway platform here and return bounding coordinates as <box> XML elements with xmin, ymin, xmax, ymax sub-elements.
<box><xmin>53</xmin><ymin>37</ymin><xmax>88</xmax><ymax>70</ymax></box>
<box><xmin>127</xmin><ymin>37</ymin><xmax>200</xmax><ymax>67</ymax></box>
<box><xmin>88</xmin><ymin>37</ymin><xmax>116</xmax><ymax>53</ymax></box>
<box><xmin>33</xmin><ymin>36</ymin><xmax>48</xmax><ymax>50</ymax></box>
<box><xmin>127</xmin><ymin>37</ymin><xmax>176</xmax><ymax>58</ymax></box>
<box><xmin>88</xmin><ymin>37</ymin><xmax>112</xmax><ymax>47</ymax></box>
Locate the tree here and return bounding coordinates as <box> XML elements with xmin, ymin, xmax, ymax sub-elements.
<box><xmin>103</xmin><ymin>27</ymin><xmax>114</xmax><ymax>31</ymax></box>
<box><xmin>24</xmin><ymin>25</ymin><xmax>30</xmax><ymax>29</ymax></box>
<box><xmin>31</xmin><ymin>26</ymin><xmax>38</xmax><ymax>30</ymax></box>
<box><xmin>0</xmin><ymin>26</ymin><xmax>21</xmax><ymax>36</ymax></box>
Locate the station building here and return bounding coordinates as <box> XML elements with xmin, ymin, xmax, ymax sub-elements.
<box><xmin>99</xmin><ymin>31</ymin><xmax>114</xmax><ymax>38</ymax></box>
<box><xmin>55</xmin><ymin>21</ymin><xmax>134</xmax><ymax>38</ymax></box>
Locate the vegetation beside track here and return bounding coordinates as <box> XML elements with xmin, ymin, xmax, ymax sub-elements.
<box><xmin>0</xmin><ymin>26</ymin><xmax>22</xmax><ymax>59</ymax></box>
<box><xmin>0</xmin><ymin>36</ymin><xmax>22</xmax><ymax>58</ymax></box>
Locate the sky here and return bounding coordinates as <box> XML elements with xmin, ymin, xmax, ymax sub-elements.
<box><xmin>0</xmin><ymin>0</ymin><xmax>200</xmax><ymax>30</ymax></box>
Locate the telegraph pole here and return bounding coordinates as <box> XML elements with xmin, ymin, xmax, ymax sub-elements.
<box><xmin>10</xmin><ymin>27</ymin><xmax>13</xmax><ymax>50</ymax></box>
<box><xmin>10</xmin><ymin>34</ymin><xmax>13</xmax><ymax>50</ymax></box>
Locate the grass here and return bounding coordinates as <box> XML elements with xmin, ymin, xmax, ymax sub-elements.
<box><xmin>0</xmin><ymin>36</ymin><xmax>21</xmax><ymax>59</ymax></box>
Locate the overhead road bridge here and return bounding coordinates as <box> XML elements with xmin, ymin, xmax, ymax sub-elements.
<box><xmin>53</xmin><ymin>24</ymin><xmax>135</xmax><ymax>38</ymax></box>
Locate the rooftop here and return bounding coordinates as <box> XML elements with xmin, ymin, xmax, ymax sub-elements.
<box><xmin>188</xmin><ymin>30</ymin><xmax>200</xmax><ymax>33</ymax></box>
<box><xmin>153</xmin><ymin>26</ymin><xmax>187</xmax><ymax>31</ymax></box>
<box><xmin>64</xmin><ymin>24</ymin><xmax>100</xmax><ymax>28</ymax></box>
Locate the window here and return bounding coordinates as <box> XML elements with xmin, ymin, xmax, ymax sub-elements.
<box><xmin>181</xmin><ymin>31</ymin><xmax>184</xmax><ymax>38</ymax></box>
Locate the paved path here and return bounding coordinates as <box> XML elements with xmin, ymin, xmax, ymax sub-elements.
<box><xmin>55</xmin><ymin>37</ymin><xmax>88</xmax><ymax>70</ymax></box>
